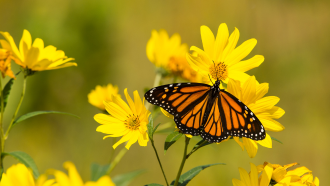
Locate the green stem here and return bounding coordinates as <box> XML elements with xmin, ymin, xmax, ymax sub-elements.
<box><xmin>174</xmin><ymin>136</ymin><xmax>190</xmax><ymax>186</ymax></box>
<box><xmin>151</xmin><ymin>140</ymin><xmax>169</xmax><ymax>186</ymax></box>
<box><xmin>5</xmin><ymin>76</ymin><xmax>27</xmax><ymax>139</ymax></box>
<box><xmin>106</xmin><ymin>147</ymin><xmax>127</xmax><ymax>175</ymax></box>
<box><xmin>0</xmin><ymin>77</ymin><xmax>4</xmax><ymax>174</ymax></box>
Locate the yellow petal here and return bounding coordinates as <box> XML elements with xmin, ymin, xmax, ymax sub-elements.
<box><xmin>221</xmin><ymin>27</ymin><xmax>239</xmax><ymax>62</ymax></box>
<box><xmin>190</xmin><ymin>46</ymin><xmax>213</xmax><ymax>66</ymax></box>
<box><xmin>314</xmin><ymin>177</ymin><xmax>320</xmax><ymax>186</ymax></box>
<box><xmin>96</xmin><ymin>124</ymin><xmax>127</xmax><ymax>135</ymax></box>
<box><xmin>259</xmin><ymin>118</ymin><xmax>285</xmax><ymax>132</ymax></box>
<box><xmin>138</xmin><ymin>131</ymin><xmax>149</xmax><ymax>146</ymax></box>
<box><xmin>232</xmin><ymin>178</ymin><xmax>245</xmax><ymax>186</ymax></box>
<box><xmin>238</xmin><ymin>167</ymin><xmax>251</xmax><ymax>186</ymax></box>
<box><xmin>19</xmin><ymin>30</ymin><xmax>32</xmax><ymax>62</ymax></box>
<box><xmin>272</xmin><ymin>167</ymin><xmax>287</xmax><ymax>183</ymax></box>
<box><xmin>256</xmin><ymin>133</ymin><xmax>272</xmax><ymax>148</ymax></box>
<box><xmin>249</xmin><ymin>96</ymin><xmax>280</xmax><ymax>114</ymax></box>
<box><xmin>200</xmin><ymin>25</ymin><xmax>215</xmax><ymax>59</ymax></box>
<box><xmin>125</xmin><ymin>131</ymin><xmax>140</xmax><ymax>149</ymax></box>
<box><xmin>94</xmin><ymin>114</ymin><xmax>122</xmax><ymax>124</ymax></box>
<box><xmin>24</xmin><ymin>46</ymin><xmax>40</xmax><ymax>68</ymax></box>
<box><xmin>0</xmin><ymin>31</ymin><xmax>22</xmax><ymax>61</ymax></box>
<box><xmin>124</xmin><ymin>88</ymin><xmax>137</xmax><ymax>114</ymax></box>
<box><xmin>276</xmin><ymin>176</ymin><xmax>291</xmax><ymax>185</ymax></box>
<box><xmin>214</xmin><ymin>23</ymin><xmax>229</xmax><ymax>61</ymax></box>
<box><xmin>250</xmin><ymin>163</ymin><xmax>258</xmax><ymax>186</ymax></box>
<box><xmin>255</xmin><ymin>83</ymin><xmax>269</xmax><ymax>101</ymax></box>
<box><xmin>186</xmin><ymin>52</ymin><xmax>210</xmax><ymax>75</ymax></box>
<box><xmin>104</xmin><ymin>101</ymin><xmax>128</xmax><ymax>121</ymax></box>
<box><xmin>287</xmin><ymin>166</ymin><xmax>311</xmax><ymax>177</ymax></box>
<box><xmin>229</xmin><ymin>55</ymin><xmax>264</xmax><ymax>72</ymax></box>
<box><xmin>113</xmin><ymin>131</ymin><xmax>134</xmax><ymax>149</ymax></box>
<box><xmin>63</xmin><ymin>161</ymin><xmax>84</xmax><ymax>186</ymax></box>
<box><xmin>260</xmin><ymin>164</ymin><xmax>273</xmax><ymax>186</ymax></box>
<box><xmin>267</xmin><ymin>106</ymin><xmax>285</xmax><ymax>119</ymax></box>
<box><xmin>160</xmin><ymin>108</ymin><xmax>174</xmax><ymax>119</ymax></box>
<box><xmin>233</xmin><ymin>137</ymin><xmax>244</xmax><ymax>151</ymax></box>
<box><xmin>242</xmin><ymin>138</ymin><xmax>258</xmax><ymax>158</ymax></box>
<box><xmin>225</xmin><ymin>39</ymin><xmax>257</xmax><ymax>67</ymax></box>
<box><xmin>228</xmin><ymin>71</ymin><xmax>251</xmax><ymax>83</ymax></box>
<box><xmin>242</xmin><ymin>76</ymin><xmax>257</xmax><ymax>105</ymax></box>
<box><xmin>112</xmin><ymin>95</ymin><xmax>132</xmax><ymax>116</ymax></box>
<box><xmin>146</xmin><ymin>30</ymin><xmax>158</xmax><ymax>62</ymax></box>
<box><xmin>133</xmin><ymin>90</ymin><xmax>143</xmax><ymax>115</ymax></box>
<box><xmin>227</xmin><ymin>78</ymin><xmax>242</xmax><ymax>100</ymax></box>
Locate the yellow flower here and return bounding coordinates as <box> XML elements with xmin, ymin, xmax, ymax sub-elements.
<box><xmin>0</xmin><ymin>29</ymin><xmax>76</xmax><ymax>73</ymax></box>
<box><xmin>50</xmin><ymin>161</ymin><xmax>115</xmax><ymax>186</ymax></box>
<box><xmin>146</xmin><ymin>29</ymin><xmax>199</xmax><ymax>82</ymax></box>
<box><xmin>232</xmin><ymin>163</ymin><xmax>273</xmax><ymax>186</ymax></box>
<box><xmin>0</xmin><ymin>49</ymin><xmax>16</xmax><ymax>79</ymax></box>
<box><xmin>88</xmin><ymin>84</ymin><xmax>121</xmax><ymax>110</ymax></box>
<box><xmin>227</xmin><ymin>76</ymin><xmax>285</xmax><ymax>158</ymax></box>
<box><xmin>186</xmin><ymin>23</ymin><xmax>264</xmax><ymax>83</ymax></box>
<box><xmin>261</xmin><ymin>162</ymin><xmax>320</xmax><ymax>186</ymax></box>
<box><xmin>233</xmin><ymin>162</ymin><xmax>320</xmax><ymax>186</ymax></box>
<box><xmin>94</xmin><ymin>89</ymin><xmax>150</xmax><ymax>149</ymax></box>
<box><xmin>0</xmin><ymin>163</ymin><xmax>55</xmax><ymax>186</ymax></box>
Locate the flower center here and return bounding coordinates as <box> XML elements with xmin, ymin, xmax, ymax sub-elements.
<box><xmin>126</xmin><ymin>115</ymin><xmax>140</xmax><ymax>130</ymax></box>
<box><xmin>209</xmin><ymin>62</ymin><xmax>228</xmax><ymax>81</ymax></box>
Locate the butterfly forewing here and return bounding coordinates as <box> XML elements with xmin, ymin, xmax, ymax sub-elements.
<box><xmin>144</xmin><ymin>83</ymin><xmax>211</xmax><ymax>136</ymax></box>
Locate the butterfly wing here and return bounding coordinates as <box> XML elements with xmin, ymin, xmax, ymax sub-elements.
<box><xmin>200</xmin><ymin>95</ymin><xmax>228</xmax><ymax>143</ymax></box>
<box><xmin>144</xmin><ymin>83</ymin><xmax>211</xmax><ymax>136</ymax></box>
<box><xmin>218</xmin><ymin>90</ymin><xmax>266</xmax><ymax>140</ymax></box>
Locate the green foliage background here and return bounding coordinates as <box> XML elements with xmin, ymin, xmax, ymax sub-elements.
<box><xmin>1</xmin><ymin>0</ymin><xmax>329</xmax><ymax>185</ymax></box>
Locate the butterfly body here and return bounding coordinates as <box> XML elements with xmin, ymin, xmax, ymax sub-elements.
<box><xmin>144</xmin><ymin>80</ymin><xmax>266</xmax><ymax>143</ymax></box>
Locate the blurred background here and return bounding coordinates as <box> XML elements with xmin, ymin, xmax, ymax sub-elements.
<box><xmin>1</xmin><ymin>0</ymin><xmax>329</xmax><ymax>185</ymax></box>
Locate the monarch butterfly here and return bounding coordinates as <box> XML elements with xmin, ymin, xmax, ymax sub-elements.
<box><xmin>144</xmin><ymin>80</ymin><xmax>266</xmax><ymax>143</ymax></box>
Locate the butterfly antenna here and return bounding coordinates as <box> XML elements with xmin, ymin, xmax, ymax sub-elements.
<box><xmin>208</xmin><ymin>74</ymin><xmax>214</xmax><ymax>84</ymax></box>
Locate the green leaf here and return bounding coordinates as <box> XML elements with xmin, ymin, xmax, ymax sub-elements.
<box><xmin>90</xmin><ymin>163</ymin><xmax>110</xmax><ymax>181</ymax></box>
<box><xmin>144</xmin><ymin>184</ymin><xmax>163</xmax><ymax>186</ymax></box>
<box><xmin>112</xmin><ymin>169</ymin><xmax>145</xmax><ymax>186</ymax></box>
<box><xmin>2</xmin><ymin>78</ymin><xmax>14</xmax><ymax>110</ymax></box>
<box><xmin>170</xmin><ymin>163</ymin><xmax>225</xmax><ymax>186</ymax></box>
<box><xmin>164</xmin><ymin>131</ymin><xmax>183</xmax><ymax>154</ymax></box>
<box><xmin>2</xmin><ymin>151</ymin><xmax>40</xmax><ymax>179</ymax></box>
<box><xmin>186</xmin><ymin>140</ymin><xmax>212</xmax><ymax>159</ymax></box>
<box><xmin>147</xmin><ymin>115</ymin><xmax>154</xmax><ymax>140</ymax></box>
<box><xmin>152</xmin><ymin>123</ymin><xmax>161</xmax><ymax>136</ymax></box>
<box><xmin>271</xmin><ymin>136</ymin><xmax>283</xmax><ymax>144</ymax></box>
<box><xmin>13</xmin><ymin>111</ymin><xmax>80</xmax><ymax>127</ymax></box>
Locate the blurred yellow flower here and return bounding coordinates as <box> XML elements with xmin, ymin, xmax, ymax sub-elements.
<box><xmin>0</xmin><ymin>29</ymin><xmax>76</xmax><ymax>73</ymax></box>
<box><xmin>0</xmin><ymin>163</ymin><xmax>55</xmax><ymax>186</ymax></box>
<box><xmin>88</xmin><ymin>84</ymin><xmax>121</xmax><ymax>110</ymax></box>
<box><xmin>232</xmin><ymin>162</ymin><xmax>274</xmax><ymax>186</ymax></box>
<box><xmin>186</xmin><ymin>23</ymin><xmax>264</xmax><ymax>83</ymax></box>
<box><xmin>94</xmin><ymin>89</ymin><xmax>150</xmax><ymax>149</ymax></box>
<box><xmin>227</xmin><ymin>76</ymin><xmax>285</xmax><ymax>158</ymax></box>
<box><xmin>146</xmin><ymin>29</ymin><xmax>199</xmax><ymax>82</ymax></box>
<box><xmin>0</xmin><ymin>49</ymin><xmax>15</xmax><ymax>79</ymax></box>
<box><xmin>50</xmin><ymin>161</ymin><xmax>115</xmax><ymax>186</ymax></box>
<box><xmin>258</xmin><ymin>162</ymin><xmax>319</xmax><ymax>186</ymax></box>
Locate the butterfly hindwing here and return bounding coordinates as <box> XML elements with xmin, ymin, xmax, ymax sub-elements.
<box><xmin>144</xmin><ymin>83</ymin><xmax>211</xmax><ymax>136</ymax></box>
<box><xmin>219</xmin><ymin>90</ymin><xmax>266</xmax><ymax>140</ymax></box>
<box><xmin>200</xmin><ymin>96</ymin><xmax>229</xmax><ymax>143</ymax></box>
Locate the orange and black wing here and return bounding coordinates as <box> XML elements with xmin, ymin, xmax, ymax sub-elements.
<box><xmin>144</xmin><ymin>83</ymin><xmax>211</xmax><ymax>136</ymax></box>
<box><xmin>218</xmin><ymin>90</ymin><xmax>266</xmax><ymax>140</ymax></box>
<box><xmin>200</xmin><ymin>96</ymin><xmax>228</xmax><ymax>143</ymax></box>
